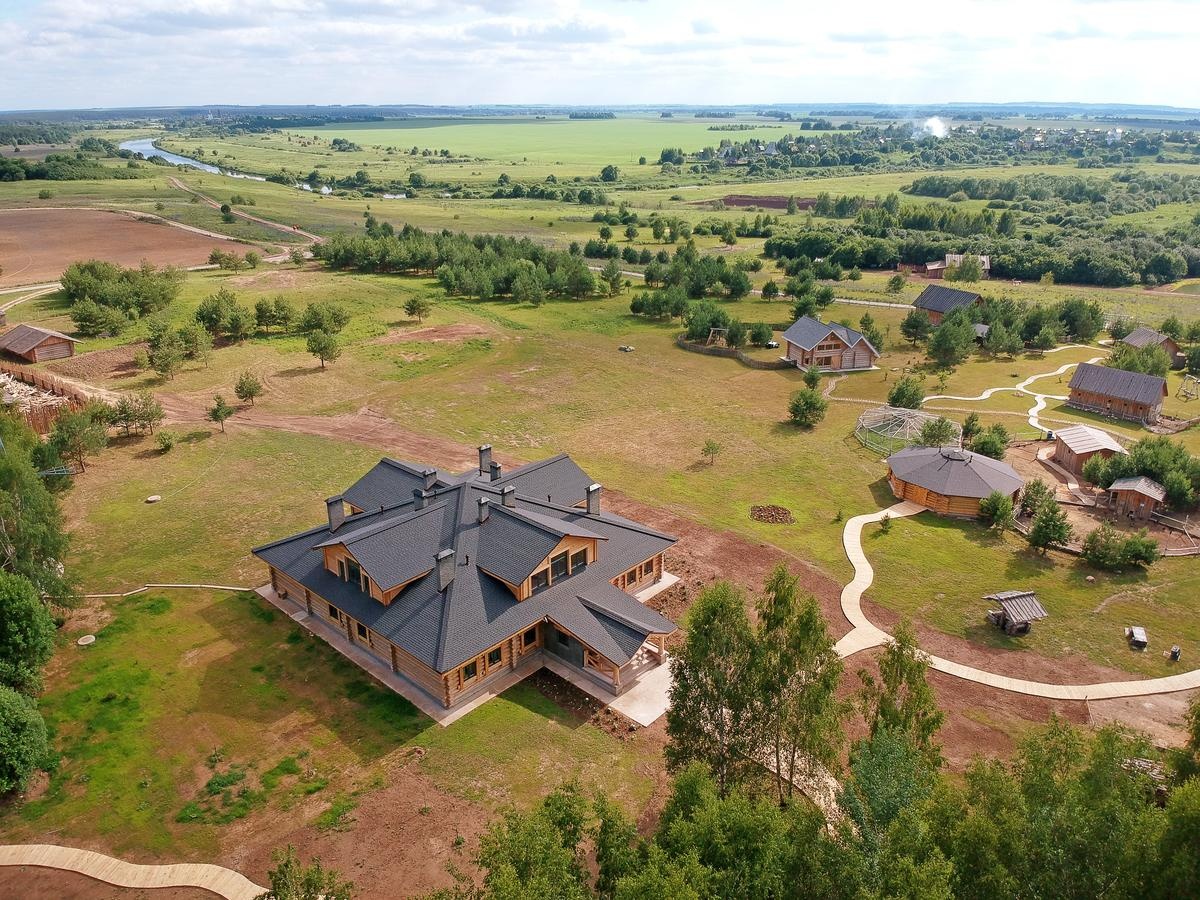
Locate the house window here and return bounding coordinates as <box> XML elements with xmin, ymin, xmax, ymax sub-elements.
<box><xmin>531</xmin><ymin>569</ymin><xmax>550</xmax><ymax>594</ymax></box>
<box><xmin>550</xmin><ymin>552</ymin><xmax>569</xmax><ymax>581</ymax></box>
<box><xmin>462</xmin><ymin>661</ymin><xmax>477</xmax><ymax>683</ymax></box>
<box><xmin>642</xmin><ymin>560</ymin><xmax>656</xmax><ymax>579</ymax></box>
<box><xmin>487</xmin><ymin>647</ymin><xmax>502</xmax><ymax>668</ymax></box>
<box><xmin>327</xmin><ymin>603</ymin><xmax>339</xmax><ymax>620</ymax></box>
<box><xmin>522</xmin><ymin>626</ymin><xmax>538</xmax><ymax>648</ymax></box>
<box><xmin>337</xmin><ymin>559</ymin><xmax>346</xmax><ymax>580</ymax></box>
<box><xmin>554</xmin><ymin>627</ymin><xmax>571</xmax><ymax>646</ymax></box>
<box><xmin>570</xmin><ymin>549</ymin><xmax>588</xmax><ymax>572</ymax></box>
<box><xmin>356</xmin><ymin>622</ymin><xmax>367</xmax><ymax>639</ymax></box>
<box><xmin>346</xmin><ymin>560</ymin><xmax>361</xmax><ymax>585</ymax></box>
<box><xmin>626</xmin><ymin>567</ymin><xmax>639</xmax><ymax>584</ymax></box>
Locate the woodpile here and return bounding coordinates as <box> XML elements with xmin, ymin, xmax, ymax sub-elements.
<box><xmin>0</xmin><ymin>371</ymin><xmax>74</xmax><ymax>434</ymax></box>
<box><xmin>750</xmin><ymin>504</ymin><xmax>796</xmax><ymax>525</ymax></box>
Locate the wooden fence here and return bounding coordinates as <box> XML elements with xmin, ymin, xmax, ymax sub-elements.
<box><xmin>675</xmin><ymin>335</ymin><xmax>795</xmax><ymax>371</ymax></box>
<box><xmin>0</xmin><ymin>360</ymin><xmax>88</xmax><ymax>434</ymax></box>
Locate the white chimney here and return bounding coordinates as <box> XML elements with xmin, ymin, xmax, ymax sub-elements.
<box><xmin>478</xmin><ymin>444</ymin><xmax>492</xmax><ymax>475</ymax></box>
<box><xmin>586</xmin><ymin>483</ymin><xmax>601</xmax><ymax>515</ymax></box>
<box><xmin>501</xmin><ymin>486</ymin><xmax>516</xmax><ymax>508</ymax></box>
<box><xmin>326</xmin><ymin>497</ymin><xmax>345</xmax><ymax>531</ymax></box>
<box><xmin>436</xmin><ymin>549</ymin><xmax>455</xmax><ymax>591</ymax></box>
<box><xmin>422</xmin><ymin>468</ymin><xmax>437</xmax><ymax>491</ymax></box>
<box><xmin>477</xmin><ymin>497</ymin><xmax>490</xmax><ymax>524</ymax></box>
<box><xmin>490</xmin><ymin>461</ymin><xmax>503</xmax><ymax>482</ymax></box>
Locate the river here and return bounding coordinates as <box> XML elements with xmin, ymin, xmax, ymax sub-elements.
<box><xmin>119</xmin><ymin>138</ymin><xmax>337</xmax><ymax>193</ymax></box>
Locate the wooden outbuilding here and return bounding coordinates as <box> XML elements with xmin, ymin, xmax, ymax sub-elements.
<box><xmin>984</xmin><ymin>590</ymin><xmax>1048</xmax><ymax>636</ymax></box>
<box><xmin>1066</xmin><ymin>363</ymin><xmax>1167</xmax><ymax>425</ymax></box>
<box><xmin>0</xmin><ymin>324</ymin><xmax>79</xmax><ymax>363</ymax></box>
<box><xmin>1121</xmin><ymin>327</ymin><xmax>1184</xmax><ymax>370</ymax></box>
<box><xmin>912</xmin><ymin>284</ymin><xmax>982</xmax><ymax>325</ymax></box>
<box><xmin>1051</xmin><ymin>424</ymin><xmax>1126</xmax><ymax>477</ymax></box>
<box><xmin>1107</xmin><ymin>476</ymin><xmax>1166</xmax><ymax>521</ymax></box>
<box><xmin>886</xmin><ymin>446</ymin><xmax>1024</xmax><ymax>517</ymax></box>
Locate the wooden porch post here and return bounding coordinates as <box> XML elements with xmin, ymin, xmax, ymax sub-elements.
<box><xmin>389</xmin><ymin>644</ymin><xmax>398</xmax><ymax>674</ymax></box>
<box><xmin>303</xmin><ymin>589</ymin><xmax>312</xmax><ymax>615</ymax></box>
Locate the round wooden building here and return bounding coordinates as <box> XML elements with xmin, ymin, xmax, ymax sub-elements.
<box><xmin>886</xmin><ymin>446</ymin><xmax>1024</xmax><ymax>517</ymax></box>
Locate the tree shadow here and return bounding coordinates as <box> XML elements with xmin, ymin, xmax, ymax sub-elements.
<box><xmin>275</xmin><ymin>365</ymin><xmax>321</xmax><ymax>378</ymax></box>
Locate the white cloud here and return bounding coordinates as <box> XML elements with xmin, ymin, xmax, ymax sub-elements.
<box><xmin>2</xmin><ymin>0</ymin><xmax>1199</xmax><ymax>109</ymax></box>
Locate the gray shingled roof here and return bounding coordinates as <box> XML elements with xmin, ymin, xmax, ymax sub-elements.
<box><xmin>913</xmin><ymin>284</ymin><xmax>981</xmax><ymax>315</ymax></box>
<box><xmin>1121</xmin><ymin>327</ymin><xmax>1174</xmax><ymax>350</ymax></box>
<box><xmin>0</xmin><ymin>323</ymin><xmax>80</xmax><ymax>355</ymax></box>
<box><xmin>254</xmin><ymin>453</ymin><xmax>677</xmax><ymax>672</ymax></box>
<box><xmin>1108</xmin><ymin>475</ymin><xmax>1166</xmax><ymax>501</ymax></box>
<box><xmin>887</xmin><ymin>446</ymin><xmax>1024</xmax><ymax>499</ymax></box>
<box><xmin>781</xmin><ymin>315</ymin><xmax>879</xmax><ymax>356</ymax></box>
<box><xmin>1068</xmin><ymin>363</ymin><xmax>1167</xmax><ymax>407</ymax></box>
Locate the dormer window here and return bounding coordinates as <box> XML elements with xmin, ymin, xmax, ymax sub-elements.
<box><xmin>531</xmin><ymin>569</ymin><xmax>550</xmax><ymax>594</ymax></box>
<box><xmin>550</xmin><ymin>552</ymin><xmax>569</xmax><ymax>580</ymax></box>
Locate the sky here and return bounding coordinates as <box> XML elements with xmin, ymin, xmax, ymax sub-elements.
<box><xmin>2</xmin><ymin>0</ymin><xmax>1199</xmax><ymax>111</ymax></box>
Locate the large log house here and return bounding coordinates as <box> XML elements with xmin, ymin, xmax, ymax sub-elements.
<box><xmin>254</xmin><ymin>447</ymin><xmax>677</xmax><ymax>710</ymax></box>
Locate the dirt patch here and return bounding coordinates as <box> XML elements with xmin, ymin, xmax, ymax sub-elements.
<box><xmin>527</xmin><ymin>669</ymin><xmax>641</xmax><ymax>741</ymax></box>
<box><xmin>0</xmin><ymin>209</ymin><xmax>253</xmax><ymax>289</ymax></box>
<box><xmin>48</xmin><ymin>344</ymin><xmax>146</xmax><ymax>381</ymax></box>
<box><xmin>691</xmin><ymin>195</ymin><xmax>877</xmax><ymax>211</ymax></box>
<box><xmin>750</xmin><ymin>504</ymin><xmax>795</xmax><ymax>525</ymax></box>
<box><xmin>227</xmin><ymin>270</ymin><xmax>302</xmax><ymax>290</ymax></box>
<box><xmin>0</xmin><ymin>867</ymin><xmax>215</xmax><ymax>899</ymax></box>
<box><xmin>372</xmin><ymin>324</ymin><xmax>492</xmax><ymax>345</ymax></box>
<box><xmin>1088</xmin><ymin>689</ymin><xmax>1199</xmax><ymax>749</ymax></box>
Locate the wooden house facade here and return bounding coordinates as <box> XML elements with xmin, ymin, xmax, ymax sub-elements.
<box><xmin>1066</xmin><ymin>363</ymin><xmax>1167</xmax><ymax>425</ymax></box>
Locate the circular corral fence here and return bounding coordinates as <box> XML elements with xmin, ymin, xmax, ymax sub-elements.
<box><xmin>854</xmin><ymin>405</ymin><xmax>962</xmax><ymax>456</ymax></box>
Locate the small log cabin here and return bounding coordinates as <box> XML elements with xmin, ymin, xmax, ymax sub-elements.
<box><xmin>912</xmin><ymin>284</ymin><xmax>982</xmax><ymax>325</ymax></box>
<box><xmin>254</xmin><ymin>448</ymin><xmax>677</xmax><ymax>711</ymax></box>
<box><xmin>1066</xmin><ymin>363</ymin><xmax>1167</xmax><ymax>425</ymax></box>
<box><xmin>1052</xmin><ymin>424</ymin><xmax>1126</xmax><ymax>477</ymax></box>
<box><xmin>0</xmin><ymin>324</ymin><xmax>79</xmax><ymax>363</ymax></box>
<box><xmin>1120</xmin><ymin>326</ymin><xmax>1184</xmax><ymax>370</ymax></box>
<box><xmin>1107</xmin><ymin>476</ymin><xmax>1166</xmax><ymax>521</ymax></box>
<box><xmin>886</xmin><ymin>446</ymin><xmax>1024</xmax><ymax>518</ymax></box>
<box><xmin>781</xmin><ymin>315</ymin><xmax>879</xmax><ymax>372</ymax></box>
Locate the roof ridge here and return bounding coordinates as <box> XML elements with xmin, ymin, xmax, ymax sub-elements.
<box><xmin>316</xmin><ymin>500</ymin><xmax>448</xmax><ymax>548</ymax></box>
<box><xmin>492</xmin><ymin>453</ymin><xmax>570</xmax><ymax>482</ymax></box>
<box><xmin>434</xmin><ymin>480</ymin><xmax>472</xmax><ymax>672</ymax></box>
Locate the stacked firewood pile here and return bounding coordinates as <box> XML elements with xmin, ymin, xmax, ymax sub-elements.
<box><xmin>750</xmin><ymin>504</ymin><xmax>795</xmax><ymax>525</ymax></box>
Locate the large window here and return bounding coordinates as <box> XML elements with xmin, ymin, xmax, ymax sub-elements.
<box><xmin>531</xmin><ymin>569</ymin><xmax>550</xmax><ymax>593</ymax></box>
<box><xmin>346</xmin><ymin>560</ymin><xmax>361</xmax><ymax>586</ymax></box>
<box><xmin>461</xmin><ymin>661</ymin><xmax>477</xmax><ymax>683</ymax></box>
<box><xmin>522</xmin><ymin>626</ymin><xmax>538</xmax><ymax>648</ymax></box>
<box><xmin>356</xmin><ymin>622</ymin><xmax>367</xmax><ymax>639</ymax></box>
<box><xmin>487</xmin><ymin>647</ymin><xmax>502</xmax><ymax>668</ymax></box>
<box><xmin>570</xmin><ymin>549</ymin><xmax>588</xmax><ymax>572</ymax></box>
<box><xmin>327</xmin><ymin>603</ymin><xmax>340</xmax><ymax>620</ymax></box>
<box><xmin>550</xmin><ymin>551</ymin><xmax>569</xmax><ymax>580</ymax></box>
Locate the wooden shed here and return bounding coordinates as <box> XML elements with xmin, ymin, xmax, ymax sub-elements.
<box><xmin>1107</xmin><ymin>476</ymin><xmax>1166</xmax><ymax>521</ymax></box>
<box><xmin>912</xmin><ymin>284</ymin><xmax>982</xmax><ymax>326</ymax></box>
<box><xmin>1066</xmin><ymin>363</ymin><xmax>1166</xmax><ymax>425</ymax></box>
<box><xmin>1052</xmin><ymin>424</ymin><xmax>1126</xmax><ymax>477</ymax></box>
<box><xmin>1121</xmin><ymin>327</ymin><xmax>1184</xmax><ymax>370</ymax></box>
<box><xmin>886</xmin><ymin>446</ymin><xmax>1025</xmax><ymax>517</ymax></box>
<box><xmin>984</xmin><ymin>590</ymin><xmax>1048</xmax><ymax>636</ymax></box>
<box><xmin>0</xmin><ymin>324</ymin><xmax>79</xmax><ymax>363</ymax></box>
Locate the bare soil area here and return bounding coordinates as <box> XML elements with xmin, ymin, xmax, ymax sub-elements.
<box><xmin>372</xmin><ymin>324</ymin><xmax>492</xmax><ymax>345</ymax></box>
<box><xmin>49</xmin><ymin>344</ymin><xmax>146</xmax><ymax>381</ymax></box>
<box><xmin>0</xmin><ymin>209</ymin><xmax>251</xmax><ymax>288</ymax></box>
<box><xmin>1089</xmin><ymin>689</ymin><xmax>1199</xmax><ymax>748</ymax></box>
<box><xmin>0</xmin><ymin>867</ymin><xmax>216</xmax><ymax>899</ymax></box>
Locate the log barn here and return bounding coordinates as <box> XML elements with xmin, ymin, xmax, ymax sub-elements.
<box><xmin>0</xmin><ymin>323</ymin><xmax>79</xmax><ymax>363</ymax></box>
<box><xmin>1051</xmin><ymin>424</ymin><xmax>1127</xmax><ymax>477</ymax></box>
<box><xmin>912</xmin><ymin>284</ymin><xmax>983</xmax><ymax>325</ymax></box>
<box><xmin>886</xmin><ymin>446</ymin><xmax>1024</xmax><ymax>517</ymax></box>
<box><xmin>1120</xmin><ymin>326</ymin><xmax>1184</xmax><ymax>370</ymax></box>
<box><xmin>1107</xmin><ymin>475</ymin><xmax>1166</xmax><ymax>521</ymax></box>
<box><xmin>1066</xmin><ymin>363</ymin><xmax>1167</xmax><ymax>425</ymax></box>
<box><xmin>254</xmin><ymin>448</ymin><xmax>677</xmax><ymax>712</ymax></box>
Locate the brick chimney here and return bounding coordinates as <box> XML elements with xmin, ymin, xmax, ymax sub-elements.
<box><xmin>478</xmin><ymin>444</ymin><xmax>492</xmax><ymax>475</ymax></box>
<box><xmin>586</xmin><ymin>483</ymin><xmax>601</xmax><ymax>516</ymax></box>
<box><xmin>501</xmin><ymin>486</ymin><xmax>516</xmax><ymax>508</ymax></box>
<box><xmin>477</xmin><ymin>497</ymin><xmax>490</xmax><ymax>524</ymax></box>
<box><xmin>436</xmin><ymin>549</ymin><xmax>455</xmax><ymax>591</ymax></box>
<box><xmin>326</xmin><ymin>497</ymin><xmax>345</xmax><ymax>532</ymax></box>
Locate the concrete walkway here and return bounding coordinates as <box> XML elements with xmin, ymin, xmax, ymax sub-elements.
<box><xmin>834</xmin><ymin>501</ymin><xmax>1200</xmax><ymax>700</ymax></box>
<box><xmin>0</xmin><ymin>844</ymin><xmax>265</xmax><ymax>900</ymax></box>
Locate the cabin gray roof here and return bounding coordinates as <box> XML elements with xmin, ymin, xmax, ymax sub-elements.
<box><xmin>254</xmin><ymin>454</ymin><xmax>676</xmax><ymax>672</ymax></box>
<box><xmin>1121</xmin><ymin>327</ymin><xmax>1175</xmax><ymax>350</ymax></box>
<box><xmin>913</xmin><ymin>284</ymin><xmax>981</xmax><ymax>315</ymax></box>
<box><xmin>1108</xmin><ymin>476</ymin><xmax>1166</xmax><ymax>501</ymax></box>
<box><xmin>887</xmin><ymin>446</ymin><xmax>1024</xmax><ymax>499</ymax></box>
<box><xmin>1053</xmin><ymin>424</ymin><xmax>1126</xmax><ymax>455</ymax></box>
<box><xmin>0</xmin><ymin>323</ymin><xmax>80</xmax><ymax>355</ymax></box>
<box><xmin>983</xmin><ymin>590</ymin><xmax>1047</xmax><ymax>623</ymax></box>
<box><xmin>781</xmin><ymin>315</ymin><xmax>879</xmax><ymax>356</ymax></box>
<box><xmin>1068</xmin><ymin>363</ymin><xmax>1167</xmax><ymax>407</ymax></box>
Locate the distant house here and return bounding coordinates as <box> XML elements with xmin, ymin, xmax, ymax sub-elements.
<box><xmin>0</xmin><ymin>324</ymin><xmax>79</xmax><ymax>363</ymax></box>
<box><xmin>1052</xmin><ymin>424</ymin><xmax>1126</xmax><ymax>477</ymax></box>
<box><xmin>1066</xmin><ymin>363</ymin><xmax>1167</xmax><ymax>424</ymax></box>
<box><xmin>254</xmin><ymin>447</ymin><xmax>678</xmax><ymax>712</ymax></box>
<box><xmin>1120</xmin><ymin>327</ymin><xmax>1184</xmax><ymax>370</ymax></box>
<box><xmin>886</xmin><ymin>446</ymin><xmax>1024</xmax><ymax>518</ymax></box>
<box><xmin>945</xmin><ymin>253</ymin><xmax>991</xmax><ymax>276</ymax></box>
<box><xmin>912</xmin><ymin>285</ymin><xmax>983</xmax><ymax>325</ymax></box>
<box><xmin>1107</xmin><ymin>476</ymin><xmax>1166</xmax><ymax>521</ymax></box>
<box><xmin>781</xmin><ymin>315</ymin><xmax>879</xmax><ymax>372</ymax></box>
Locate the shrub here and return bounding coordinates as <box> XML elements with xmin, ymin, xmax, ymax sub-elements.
<box><xmin>155</xmin><ymin>431</ymin><xmax>177</xmax><ymax>453</ymax></box>
<box><xmin>887</xmin><ymin>376</ymin><xmax>924</xmax><ymax>409</ymax></box>
<box><xmin>749</xmin><ymin>322</ymin><xmax>773</xmax><ymax>346</ymax></box>
<box><xmin>1081</xmin><ymin>522</ymin><xmax>1160</xmax><ymax>571</ymax></box>
<box><xmin>1027</xmin><ymin>499</ymin><xmax>1072</xmax><ymax>552</ymax></box>
<box><xmin>916</xmin><ymin>417</ymin><xmax>957</xmax><ymax>448</ymax></box>
<box><xmin>0</xmin><ymin>685</ymin><xmax>49</xmax><ymax>794</ymax></box>
<box><xmin>788</xmin><ymin>388</ymin><xmax>828</xmax><ymax>427</ymax></box>
<box><xmin>969</xmin><ymin>423</ymin><xmax>1009</xmax><ymax>460</ymax></box>
<box><xmin>1020</xmin><ymin>479</ymin><xmax>1054</xmax><ymax>516</ymax></box>
<box><xmin>979</xmin><ymin>491</ymin><xmax>1014</xmax><ymax>530</ymax></box>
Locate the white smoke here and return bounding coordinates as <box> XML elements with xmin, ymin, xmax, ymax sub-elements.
<box><xmin>920</xmin><ymin>116</ymin><xmax>948</xmax><ymax>139</ymax></box>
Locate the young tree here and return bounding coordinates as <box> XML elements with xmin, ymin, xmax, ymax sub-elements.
<box><xmin>702</xmin><ymin>439</ymin><xmax>721</xmax><ymax>466</ymax></box>
<box><xmin>978</xmin><ymin>490</ymin><xmax>1015</xmax><ymax>530</ymax></box>
<box><xmin>306</xmin><ymin>330</ymin><xmax>341</xmax><ymax>369</ymax></box>
<box><xmin>749</xmin><ymin>322</ymin><xmax>773</xmax><ymax>346</ymax></box>
<box><xmin>601</xmin><ymin>257</ymin><xmax>623</xmax><ymax>296</ymax></box>
<box><xmin>927</xmin><ymin>318</ymin><xmax>975</xmax><ymax>367</ymax></box>
<box><xmin>887</xmin><ymin>376</ymin><xmax>925</xmax><ymax>409</ymax></box>
<box><xmin>985</xmin><ymin>321</ymin><xmax>1025</xmax><ymax>357</ymax></box>
<box><xmin>255</xmin><ymin>298</ymin><xmax>276</xmax><ymax>333</ymax></box>
<box><xmin>272</xmin><ymin>297</ymin><xmax>295</xmax><ymax>333</ymax></box>
<box><xmin>180</xmin><ymin>322</ymin><xmax>214</xmax><ymax>367</ymax></box>
<box><xmin>916</xmin><ymin>416</ymin><xmax>956</xmax><ymax>447</ymax></box>
<box><xmin>598</xmin><ymin>225</ymin><xmax>613</xmax><ymax>240</ymax></box>
<box><xmin>947</xmin><ymin>254</ymin><xmax>982</xmax><ymax>282</ymax></box>
<box><xmin>150</xmin><ymin>332</ymin><xmax>186</xmax><ymax>381</ymax></box>
<box><xmin>207</xmin><ymin>395</ymin><xmax>235</xmax><ymax>433</ymax></box>
<box><xmin>133</xmin><ymin>391</ymin><xmax>164</xmax><ymax>434</ymax></box>
<box><xmin>0</xmin><ymin>686</ymin><xmax>49</xmax><ymax>795</ymax></box>
<box><xmin>244</xmin><ymin>251</ymin><xmax>261</xmax><ymax>269</ymax></box>
<box><xmin>1027</xmin><ymin>499</ymin><xmax>1072</xmax><ymax>552</ymax></box>
<box><xmin>887</xmin><ymin>273</ymin><xmax>906</xmax><ymax>294</ymax></box>
<box><xmin>788</xmin><ymin>388</ymin><xmax>828</xmax><ymax>427</ymax></box>
<box><xmin>666</xmin><ymin>582</ymin><xmax>761</xmax><ymax>797</ymax></box>
<box><xmin>858</xmin><ymin>312</ymin><xmax>884</xmax><ymax>350</ymax></box>
<box><xmin>225</xmin><ymin>305</ymin><xmax>254</xmax><ymax>343</ymax></box>
<box><xmin>760</xmin><ymin>280</ymin><xmax>780</xmax><ymax>301</ymax></box>
<box><xmin>803</xmin><ymin>365</ymin><xmax>822</xmax><ymax>390</ymax></box>
<box><xmin>256</xmin><ymin>846</ymin><xmax>353</xmax><ymax>900</ymax></box>
<box><xmin>724</xmin><ymin>319</ymin><xmax>748</xmax><ymax>348</ymax></box>
<box><xmin>969</xmin><ymin>423</ymin><xmax>1009</xmax><ymax>460</ymax></box>
<box><xmin>50</xmin><ymin>406</ymin><xmax>108</xmax><ymax>472</ymax></box>
<box><xmin>1020</xmin><ymin>478</ymin><xmax>1054</xmax><ymax>516</ymax></box>
<box><xmin>0</xmin><ymin>572</ymin><xmax>55</xmax><ymax>695</ymax></box>
<box><xmin>624</xmin><ymin>224</ymin><xmax>639</xmax><ymax>241</ymax></box>
<box><xmin>403</xmin><ymin>296</ymin><xmax>432</xmax><ymax>323</ymax></box>
<box><xmin>961</xmin><ymin>411</ymin><xmax>981</xmax><ymax>443</ymax></box>
<box><xmin>1030</xmin><ymin>324</ymin><xmax>1059</xmax><ymax>355</ymax></box>
<box><xmin>288</xmin><ymin>247</ymin><xmax>305</xmax><ymax>267</ymax></box>
<box><xmin>235</xmin><ymin>371</ymin><xmax>263</xmax><ymax>406</ymax></box>
<box><xmin>786</xmin><ymin>195</ymin><xmax>798</xmax><ymax>215</ymax></box>
<box><xmin>299</xmin><ymin>302</ymin><xmax>350</xmax><ymax>335</ymax></box>
<box><xmin>0</xmin><ymin>415</ymin><xmax>71</xmax><ymax>598</ymax></box>
<box><xmin>858</xmin><ymin>619</ymin><xmax>944</xmax><ymax>762</ymax></box>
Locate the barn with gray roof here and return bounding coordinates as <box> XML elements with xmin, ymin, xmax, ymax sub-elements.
<box><xmin>254</xmin><ymin>446</ymin><xmax>677</xmax><ymax>710</ymax></box>
<box><xmin>0</xmin><ymin>324</ymin><xmax>79</xmax><ymax>362</ymax></box>
<box><xmin>912</xmin><ymin>284</ymin><xmax>982</xmax><ymax>325</ymax></box>
<box><xmin>1066</xmin><ymin>362</ymin><xmax>1167</xmax><ymax>424</ymax></box>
